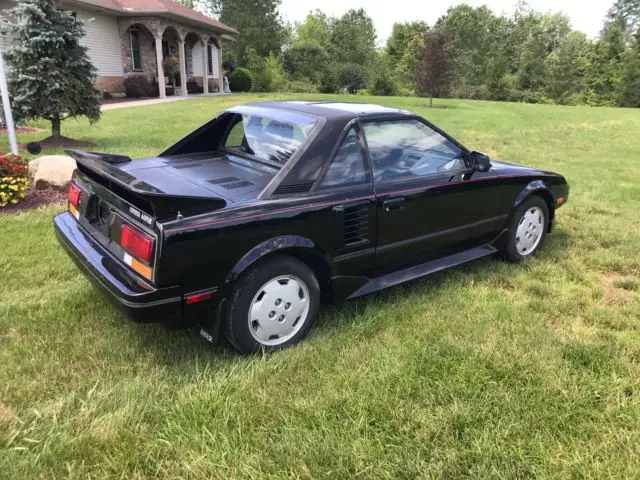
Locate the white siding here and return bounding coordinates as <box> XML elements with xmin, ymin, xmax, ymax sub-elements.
<box><xmin>192</xmin><ymin>42</ymin><xmax>203</xmax><ymax>76</ymax></box>
<box><xmin>191</xmin><ymin>42</ymin><xmax>220</xmax><ymax>79</ymax></box>
<box><xmin>209</xmin><ymin>44</ymin><xmax>219</xmax><ymax>78</ymax></box>
<box><xmin>75</xmin><ymin>8</ymin><xmax>123</xmax><ymax>77</ymax></box>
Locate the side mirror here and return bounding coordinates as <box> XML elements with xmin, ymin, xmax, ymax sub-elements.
<box><xmin>470</xmin><ymin>151</ymin><xmax>491</xmax><ymax>172</ymax></box>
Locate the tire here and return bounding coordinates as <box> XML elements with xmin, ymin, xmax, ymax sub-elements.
<box><xmin>224</xmin><ymin>256</ymin><xmax>320</xmax><ymax>354</ymax></box>
<box><xmin>502</xmin><ymin>196</ymin><xmax>549</xmax><ymax>263</ymax></box>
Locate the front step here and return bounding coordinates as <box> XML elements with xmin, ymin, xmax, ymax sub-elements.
<box><xmin>348</xmin><ymin>244</ymin><xmax>498</xmax><ymax>299</ymax></box>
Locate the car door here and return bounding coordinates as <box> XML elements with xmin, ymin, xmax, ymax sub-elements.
<box><xmin>313</xmin><ymin>123</ymin><xmax>377</xmax><ymax>278</ymax></box>
<box><xmin>361</xmin><ymin>118</ymin><xmax>505</xmax><ymax>273</ymax></box>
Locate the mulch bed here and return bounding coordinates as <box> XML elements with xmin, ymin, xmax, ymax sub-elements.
<box><xmin>31</xmin><ymin>135</ymin><xmax>96</xmax><ymax>149</ymax></box>
<box><xmin>0</xmin><ymin>185</ymin><xmax>66</xmax><ymax>215</ymax></box>
<box><xmin>0</xmin><ymin>126</ymin><xmax>44</xmax><ymax>135</ymax></box>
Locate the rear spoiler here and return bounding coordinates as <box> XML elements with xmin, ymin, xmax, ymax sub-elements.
<box><xmin>66</xmin><ymin>150</ymin><xmax>226</xmax><ymax>218</ymax></box>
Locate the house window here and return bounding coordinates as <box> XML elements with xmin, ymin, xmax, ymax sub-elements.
<box><xmin>130</xmin><ymin>28</ymin><xmax>142</xmax><ymax>71</ymax></box>
<box><xmin>207</xmin><ymin>44</ymin><xmax>213</xmax><ymax>76</ymax></box>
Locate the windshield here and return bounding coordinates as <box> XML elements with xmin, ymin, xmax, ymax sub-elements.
<box><xmin>223</xmin><ymin>108</ymin><xmax>318</xmax><ymax>167</ymax></box>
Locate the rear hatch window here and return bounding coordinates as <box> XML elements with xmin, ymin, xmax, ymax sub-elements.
<box><xmin>223</xmin><ymin>108</ymin><xmax>317</xmax><ymax>167</ymax></box>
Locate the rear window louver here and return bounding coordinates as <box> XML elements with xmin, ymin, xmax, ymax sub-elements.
<box><xmin>207</xmin><ymin>176</ymin><xmax>254</xmax><ymax>190</ymax></box>
<box><xmin>222</xmin><ymin>180</ymin><xmax>254</xmax><ymax>190</ymax></box>
<box><xmin>208</xmin><ymin>176</ymin><xmax>239</xmax><ymax>185</ymax></box>
<box><xmin>274</xmin><ymin>181</ymin><xmax>314</xmax><ymax>195</ymax></box>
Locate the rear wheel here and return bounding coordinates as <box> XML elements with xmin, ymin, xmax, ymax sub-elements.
<box><xmin>224</xmin><ymin>256</ymin><xmax>320</xmax><ymax>354</ymax></box>
<box><xmin>502</xmin><ymin>196</ymin><xmax>549</xmax><ymax>263</ymax></box>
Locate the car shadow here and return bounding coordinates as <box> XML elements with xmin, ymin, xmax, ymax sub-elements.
<box><xmin>128</xmin><ymin>226</ymin><xmax>573</xmax><ymax>371</ymax></box>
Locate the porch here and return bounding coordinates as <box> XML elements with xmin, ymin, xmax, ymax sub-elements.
<box><xmin>118</xmin><ymin>16</ymin><xmax>226</xmax><ymax>98</ymax></box>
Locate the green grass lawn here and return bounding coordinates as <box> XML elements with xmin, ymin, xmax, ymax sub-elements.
<box><xmin>1</xmin><ymin>94</ymin><xmax>640</xmax><ymax>478</ymax></box>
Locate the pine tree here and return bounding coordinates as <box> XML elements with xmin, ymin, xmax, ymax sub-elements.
<box><xmin>4</xmin><ymin>0</ymin><xmax>100</xmax><ymax>139</ymax></box>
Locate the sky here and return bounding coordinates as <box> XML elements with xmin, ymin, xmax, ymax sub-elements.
<box><xmin>279</xmin><ymin>0</ymin><xmax>613</xmax><ymax>44</ymax></box>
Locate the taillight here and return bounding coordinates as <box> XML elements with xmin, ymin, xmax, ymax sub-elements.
<box><xmin>121</xmin><ymin>224</ymin><xmax>154</xmax><ymax>263</ymax></box>
<box><xmin>68</xmin><ymin>183</ymin><xmax>81</xmax><ymax>207</ymax></box>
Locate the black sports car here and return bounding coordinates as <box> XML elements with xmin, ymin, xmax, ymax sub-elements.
<box><xmin>55</xmin><ymin>101</ymin><xmax>569</xmax><ymax>353</ymax></box>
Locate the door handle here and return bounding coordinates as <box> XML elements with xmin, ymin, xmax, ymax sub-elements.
<box><xmin>383</xmin><ymin>197</ymin><xmax>405</xmax><ymax>212</ymax></box>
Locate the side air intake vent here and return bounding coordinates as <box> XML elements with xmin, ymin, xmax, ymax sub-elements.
<box><xmin>274</xmin><ymin>181</ymin><xmax>314</xmax><ymax>195</ymax></box>
<box><xmin>343</xmin><ymin>205</ymin><xmax>369</xmax><ymax>246</ymax></box>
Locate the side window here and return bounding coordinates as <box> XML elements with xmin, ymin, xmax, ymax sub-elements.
<box><xmin>362</xmin><ymin>120</ymin><xmax>466</xmax><ymax>182</ymax></box>
<box><xmin>225</xmin><ymin>118</ymin><xmax>245</xmax><ymax>147</ymax></box>
<box><xmin>130</xmin><ymin>29</ymin><xmax>142</xmax><ymax>72</ymax></box>
<box><xmin>318</xmin><ymin>127</ymin><xmax>368</xmax><ymax>190</ymax></box>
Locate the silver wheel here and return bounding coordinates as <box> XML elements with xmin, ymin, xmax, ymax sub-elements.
<box><xmin>515</xmin><ymin>206</ymin><xmax>545</xmax><ymax>256</ymax></box>
<box><xmin>248</xmin><ymin>275</ymin><xmax>311</xmax><ymax>346</ymax></box>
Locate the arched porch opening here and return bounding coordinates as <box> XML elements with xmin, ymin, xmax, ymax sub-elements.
<box><xmin>204</xmin><ymin>36</ymin><xmax>222</xmax><ymax>93</ymax></box>
<box><xmin>121</xmin><ymin>23</ymin><xmax>156</xmax><ymax>77</ymax></box>
<box><xmin>184</xmin><ymin>32</ymin><xmax>204</xmax><ymax>94</ymax></box>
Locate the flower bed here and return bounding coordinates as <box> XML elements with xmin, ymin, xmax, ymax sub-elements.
<box><xmin>0</xmin><ymin>153</ymin><xmax>30</xmax><ymax>208</ymax></box>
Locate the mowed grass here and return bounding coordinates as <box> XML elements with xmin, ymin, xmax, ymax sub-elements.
<box><xmin>1</xmin><ymin>94</ymin><xmax>640</xmax><ymax>478</ymax></box>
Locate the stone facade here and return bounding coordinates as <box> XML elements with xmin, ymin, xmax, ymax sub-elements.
<box><xmin>94</xmin><ymin>76</ymin><xmax>125</xmax><ymax>93</ymax></box>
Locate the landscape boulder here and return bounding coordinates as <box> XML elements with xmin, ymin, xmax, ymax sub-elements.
<box><xmin>32</xmin><ymin>155</ymin><xmax>77</xmax><ymax>190</ymax></box>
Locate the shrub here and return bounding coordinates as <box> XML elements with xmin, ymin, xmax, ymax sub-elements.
<box><xmin>229</xmin><ymin>67</ymin><xmax>254</xmax><ymax>92</ymax></box>
<box><xmin>123</xmin><ymin>75</ymin><xmax>152</xmax><ymax>98</ymax></box>
<box><xmin>319</xmin><ymin>68</ymin><xmax>339</xmax><ymax>94</ymax></box>
<box><xmin>0</xmin><ymin>177</ymin><xmax>29</xmax><ymax>207</ymax></box>
<box><xmin>370</xmin><ymin>73</ymin><xmax>398</xmax><ymax>96</ymax></box>
<box><xmin>247</xmin><ymin>51</ymin><xmax>287</xmax><ymax>92</ymax></box>
<box><xmin>356</xmin><ymin>88</ymin><xmax>370</xmax><ymax>96</ymax></box>
<box><xmin>454</xmin><ymin>84</ymin><xmax>489</xmax><ymax>100</ymax></box>
<box><xmin>287</xmin><ymin>80</ymin><xmax>318</xmax><ymax>93</ymax></box>
<box><xmin>0</xmin><ymin>152</ymin><xmax>28</xmax><ymax>177</ymax></box>
<box><xmin>223</xmin><ymin>58</ymin><xmax>235</xmax><ymax>74</ymax></box>
<box><xmin>337</xmin><ymin>63</ymin><xmax>368</xmax><ymax>93</ymax></box>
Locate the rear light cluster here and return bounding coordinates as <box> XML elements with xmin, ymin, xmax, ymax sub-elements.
<box><xmin>119</xmin><ymin>223</ymin><xmax>155</xmax><ymax>281</ymax></box>
<box><xmin>68</xmin><ymin>183</ymin><xmax>81</xmax><ymax>220</ymax></box>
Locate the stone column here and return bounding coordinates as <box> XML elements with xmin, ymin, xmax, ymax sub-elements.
<box><xmin>154</xmin><ymin>36</ymin><xmax>166</xmax><ymax>98</ymax></box>
<box><xmin>202</xmin><ymin>40</ymin><xmax>209</xmax><ymax>95</ymax></box>
<box><xmin>178</xmin><ymin>40</ymin><xmax>188</xmax><ymax>97</ymax></box>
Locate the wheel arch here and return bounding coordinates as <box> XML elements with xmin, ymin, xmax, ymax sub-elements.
<box><xmin>512</xmin><ymin>180</ymin><xmax>556</xmax><ymax>232</ymax></box>
<box><xmin>225</xmin><ymin>235</ymin><xmax>335</xmax><ymax>302</ymax></box>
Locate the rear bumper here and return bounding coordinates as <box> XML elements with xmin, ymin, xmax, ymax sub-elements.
<box><xmin>54</xmin><ymin>212</ymin><xmax>182</xmax><ymax>324</ymax></box>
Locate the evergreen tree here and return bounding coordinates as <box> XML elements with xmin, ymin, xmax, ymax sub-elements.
<box><xmin>620</xmin><ymin>31</ymin><xmax>640</xmax><ymax>107</ymax></box>
<box><xmin>210</xmin><ymin>0</ymin><xmax>286</xmax><ymax>65</ymax></box>
<box><xmin>5</xmin><ymin>0</ymin><xmax>101</xmax><ymax>139</ymax></box>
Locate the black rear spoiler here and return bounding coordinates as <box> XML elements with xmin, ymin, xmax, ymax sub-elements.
<box><xmin>66</xmin><ymin>150</ymin><xmax>226</xmax><ymax>218</ymax></box>
<box><xmin>74</xmin><ymin>150</ymin><xmax>132</xmax><ymax>164</ymax></box>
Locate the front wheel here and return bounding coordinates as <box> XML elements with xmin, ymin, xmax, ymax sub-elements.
<box><xmin>224</xmin><ymin>256</ymin><xmax>320</xmax><ymax>354</ymax></box>
<box><xmin>502</xmin><ymin>196</ymin><xmax>549</xmax><ymax>263</ymax></box>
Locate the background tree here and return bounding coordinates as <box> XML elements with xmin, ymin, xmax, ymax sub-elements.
<box><xmin>415</xmin><ymin>28</ymin><xmax>457</xmax><ymax>107</ymax></box>
<box><xmin>603</xmin><ymin>0</ymin><xmax>640</xmax><ymax>42</ymax></box>
<box><xmin>545</xmin><ymin>31</ymin><xmax>593</xmax><ymax>104</ymax></box>
<box><xmin>619</xmin><ymin>30</ymin><xmax>640</xmax><ymax>106</ymax></box>
<box><xmin>5</xmin><ymin>0</ymin><xmax>100</xmax><ymax>140</ymax></box>
<box><xmin>330</xmin><ymin>9</ymin><xmax>377</xmax><ymax>76</ymax></box>
<box><xmin>210</xmin><ymin>0</ymin><xmax>286</xmax><ymax>64</ymax></box>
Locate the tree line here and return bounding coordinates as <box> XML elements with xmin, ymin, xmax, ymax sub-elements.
<box><xmin>205</xmin><ymin>0</ymin><xmax>640</xmax><ymax>107</ymax></box>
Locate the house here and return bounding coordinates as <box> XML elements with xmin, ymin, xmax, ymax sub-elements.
<box><xmin>0</xmin><ymin>0</ymin><xmax>237</xmax><ymax>97</ymax></box>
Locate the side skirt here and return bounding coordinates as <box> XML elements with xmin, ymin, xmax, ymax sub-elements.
<box><xmin>346</xmin><ymin>244</ymin><xmax>498</xmax><ymax>299</ymax></box>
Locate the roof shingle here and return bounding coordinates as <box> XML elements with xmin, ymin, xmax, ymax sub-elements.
<box><xmin>76</xmin><ymin>0</ymin><xmax>237</xmax><ymax>34</ymax></box>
